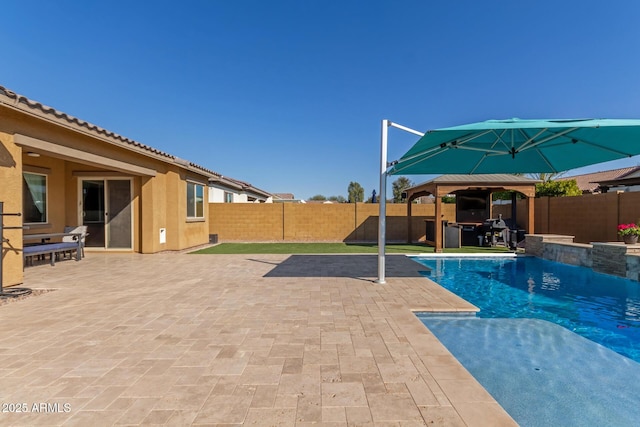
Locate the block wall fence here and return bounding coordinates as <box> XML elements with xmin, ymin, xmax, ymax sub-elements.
<box><xmin>528</xmin><ymin>191</ymin><xmax>640</xmax><ymax>244</ymax></box>
<box><xmin>210</xmin><ymin>192</ymin><xmax>640</xmax><ymax>244</ymax></box>
<box><xmin>208</xmin><ymin>203</ymin><xmax>456</xmax><ymax>242</ymax></box>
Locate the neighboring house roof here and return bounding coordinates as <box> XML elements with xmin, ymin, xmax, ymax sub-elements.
<box><xmin>560</xmin><ymin>167</ymin><xmax>640</xmax><ymax>193</ymax></box>
<box><xmin>273</xmin><ymin>193</ymin><xmax>295</xmax><ymax>200</ymax></box>
<box><xmin>0</xmin><ymin>85</ymin><xmax>221</xmax><ymax>180</ymax></box>
<box><xmin>590</xmin><ymin>167</ymin><xmax>640</xmax><ymax>190</ymax></box>
<box><xmin>208</xmin><ymin>175</ymin><xmax>272</xmax><ymax>198</ymax></box>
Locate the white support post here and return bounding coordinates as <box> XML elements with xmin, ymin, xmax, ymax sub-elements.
<box><xmin>377</xmin><ymin>120</ymin><xmax>389</xmax><ymax>284</ymax></box>
<box><xmin>377</xmin><ymin>120</ymin><xmax>425</xmax><ymax>284</ymax></box>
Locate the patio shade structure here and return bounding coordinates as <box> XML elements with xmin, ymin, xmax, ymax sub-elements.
<box><xmin>403</xmin><ymin>174</ymin><xmax>539</xmax><ymax>249</ymax></box>
<box><xmin>377</xmin><ymin>118</ymin><xmax>640</xmax><ymax>284</ymax></box>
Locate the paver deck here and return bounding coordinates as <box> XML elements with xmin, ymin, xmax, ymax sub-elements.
<box><xmin>0</xmin><ymin>252</ymin><xmax>517</xmax><ymax>426</ymax></box>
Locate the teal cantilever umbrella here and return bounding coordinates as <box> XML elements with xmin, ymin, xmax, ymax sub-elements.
<box><xmin>377</xmin><ymin>118</ymin><xmax>640</xmax><ymax>283</ymax></box>
<box><xmin>389</xmin><ymin>118</ymin><xmax>640</xmax><ymax>175</ymax></box>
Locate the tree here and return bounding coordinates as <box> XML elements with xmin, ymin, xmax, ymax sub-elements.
<box><xmin>535</xmin><ymin>179</ymin><xmax>581</xmax><ymax>197</ymax></box>
<box><xmin>308</xmin><ymin>194</ymin><xmax>327</xmax><ymax>201</ymax></box>
<box><xmin>492</xmin><ymin>191</ymin><xmax>524</xmax><ymax>201</ymax></box>
<box><xmin>392</xmin><ymin>177</ymin><xmax>413</xmax><ymax>203</ymax></box>
<box><xmin>528</xmin><ymin>172</ymin><xmax>564</xmax><ymax>183</ymax></box>
<box><xmin>441</xmin><ymin>195</ymin><xmax>456</xmax><ymax>203</ymax></box>
<box><xmin>328</xmin><ymin>195</ymin><xmax>346</xmax><ymax>203</ymax></box>
<box><xmin>347</xmin><ymin>182</ymin><xmax>364</xmax><ymax>203</ymax></box>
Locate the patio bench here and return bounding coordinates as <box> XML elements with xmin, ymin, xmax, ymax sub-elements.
<box><xmin>23</xmin><ymin>242</ymin><xmax>80</xmax><ymax>267</ymax></box>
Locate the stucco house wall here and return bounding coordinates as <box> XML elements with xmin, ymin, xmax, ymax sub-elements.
<box><xmin>0</xmin><ymin>128</ymin><xmax>23</xmax><ymax>288</ymax></box>
<box><xmin>209</xmin><ymin>184</ymin><xmax>239</xmax><ymax>203</ymax></box>
<box><xmin>0</xmin><ymin>86</ymin><xmax>212</xmax><ymax>287</ymax></box>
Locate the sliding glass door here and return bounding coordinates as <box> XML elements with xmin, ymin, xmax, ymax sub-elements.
<box><xmin>80</xmin><ymin>179</ymin><xmax>132</xmax><ymax>249</ymax></box>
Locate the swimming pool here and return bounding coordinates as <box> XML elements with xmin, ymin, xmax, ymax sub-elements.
<box><xmin>413</xmin><ymin>255</ymin><xmax>640</xmax><ymax>425</ymax></box>
<box><xmin>413</xmin><ymin>255</ymin><xmax>640</xmax><ymax>361</ymax></box>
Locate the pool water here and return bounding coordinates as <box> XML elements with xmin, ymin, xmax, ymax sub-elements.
<box><xmin>414</xmin><ymin>256</ymin><xmax>640</xmax><ymax>426</ymax></box>
<box><xmin>417</xmin><ymin>317</ymin><xmax>640</xmax><ymax>426</ymax></box>
<box><xmin>413</xmin><ymin>255</ymin><xmax>640</xmax><ymax>362</ymax></box>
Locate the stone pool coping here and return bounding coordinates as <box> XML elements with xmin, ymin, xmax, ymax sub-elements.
<box><xmin>526</xmin><ymin>234</ymin><xmax>640</xmax><ymax>281</ymax></box>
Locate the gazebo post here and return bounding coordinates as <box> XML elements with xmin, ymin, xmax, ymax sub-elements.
<box><xmin>407</xmin><ymin>198</ymin><xmax>412</xmax><ymax>244</ymax></box>
<box><xmin>434</xmin><ymin>191</ymin><xmax>443</xmax><ymax>252</ymax></box>
<box><xmin>527</xmin><ymin>196</ymin><xmax>535</xmax><ymax>235</ymax></box>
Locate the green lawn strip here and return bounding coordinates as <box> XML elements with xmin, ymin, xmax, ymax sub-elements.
<box><xmin>190</xmin><ymin>242</ymin><xmax>511</xmax><ymax>255</ymax></box>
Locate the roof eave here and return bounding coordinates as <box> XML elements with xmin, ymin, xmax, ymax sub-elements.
<box><xmin>0</xmin><ymin>85</ymin><xmax>216</xmax><ymax>178</ymax></box>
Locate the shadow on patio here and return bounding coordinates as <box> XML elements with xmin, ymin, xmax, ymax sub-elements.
<box><xmin>260</xmin><ymin>254</ymin><xmax>426</xmax><ymax>278</ymax></box>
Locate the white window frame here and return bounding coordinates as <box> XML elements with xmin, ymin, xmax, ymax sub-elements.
<box><xmin>187</xmin><ymin>181</ymin><xmax>205</xmax><ymax>220</ymax></box>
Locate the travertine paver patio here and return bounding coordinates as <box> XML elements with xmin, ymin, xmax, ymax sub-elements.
<box><xmin>0</xmin><ymin>252</ymin><xmax>516</xmax><ymax>426</ymax></box>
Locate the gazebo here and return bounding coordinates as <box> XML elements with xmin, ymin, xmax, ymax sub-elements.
<box><xmin>403</xmin><ymin>174</ymin><xmax>539</xmax><ymax>252</ymax></box>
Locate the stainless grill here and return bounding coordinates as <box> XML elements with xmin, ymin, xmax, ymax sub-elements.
<box><xmin>481</xmin><ymin>215</ymin><xmax>508</xmax><ymax>247</ymax></box>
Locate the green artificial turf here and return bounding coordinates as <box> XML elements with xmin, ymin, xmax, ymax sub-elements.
<box><xmin>190</xmin><ymin>242</ymin><xmax>512</xmax><ymax>255</ymax></box>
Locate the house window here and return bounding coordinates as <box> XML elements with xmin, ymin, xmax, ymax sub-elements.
<box><xmin>23</xmin><ymin>172</ymin><xmax>47</xmax><ymax>223</ymax></box>
<box><xmin>187</xmin><ymin>182</ymin><xmax>204</xmax><ymax>219</ymax></box>
<box><xmin>224</xmin><ymin>192</ymin><xmax>233</xmax><ymax>203</ymax></box>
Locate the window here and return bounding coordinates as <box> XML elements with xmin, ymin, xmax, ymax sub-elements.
<box><xmin>187</xmin><ymin>182</ymin><xmax>204</xmax><ymax>219</ymax></box>
<box><xmin>23</xmin><ymin>172</ymin><xmax>47</xmax><ymax>223</ymax></box>
<box><xmin>224</xmin><ymin>192</ymin><xmax>233</xmax><ymax>203</ymax></box>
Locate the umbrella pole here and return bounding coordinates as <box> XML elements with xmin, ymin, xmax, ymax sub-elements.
<box><xmin>377</xmin><ymin>121</ymin><xmax>425</xmax><ymax>284</ymax></box>
<box><xmin>377</xmin><ymin>120</ymin><xmax>389</xmax><ymax>284</ymax></box>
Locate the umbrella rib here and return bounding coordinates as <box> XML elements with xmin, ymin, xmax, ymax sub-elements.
<box><xmin>391</xmin><ymin>129</ymin><xmax>505</xmax><ymax>174</ymax></box>
<box><xmin>468</xmin><ymin>130</ymin><xmax>513</xmax><ymax>173</ymax></box>
<box><xmin>517</xmin><ymin>127</ymin><xmax>578</xmax><ymax>152</ymax></box>
<box><xmin>469</xmin><ymin>155</ymin><xmax>485</xmax><ymax>174</ymax></box>
<box><xmin>454</xmin><ymin>129</ymin><xmax>495</xmax><ymax>146</ymax></box>
<box><xmin>520</xmin><ymin>127</ymin><xmax>632</xmax><ymax>157</ymax></box>
<box><xmin>455</xmin><ymin>145</ymin><xmax>508</xmax><ymax>155</ymax></box>
<box><xmin>576</xmin><ymin>139</ymin><xmax>634</xmax><ymax>157</ymax></box>
<box><xmin>516</xmin><ymin>128</ymin><xmax>549</xmax><ymax>152</ymax></box>
<box><xmin>389</xmin><ymin>149</ymin><xmax>443</xmax><ymax>175</ymax></box>
<box><xmin>533</xmin><ymin>147</ymin><xmax>561</xmax><ymax>173</ymax></box>
<box><xmin>391</xmin><ymin>145</ymin><xmax>444</xmax><ymax>168</ymax></box>
<box><xmin>489</xmin><ymin>129</ymin><xmax>511</xmax><ymax>151</ymax></box>
<box><xmin>390</xmin><ymin>129</ymin><xmax>495</xmax><ymax>167</ymax></box>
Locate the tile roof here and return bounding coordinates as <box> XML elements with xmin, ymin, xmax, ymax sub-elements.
<box><xmin>413</xmin><ymin>174</ymin><xmax>540</xmax><ymax>187</ymax></box>
<box><xmin>0</xmin><ymin>85</ymin><xmax>223</xmax><ymax>178</ymax></box>
<box><xmin>273</xmin><ymin>193</ymin><xmax>295</xmax><ymax>200</ymax></box>
<box><xmin>560</xmin><ymin>167</ymin><xmax>640</xmax><ymax>193</ymax></box>
<box><xmin>209</xmin><ymin>175</ymin><xmax>272</xmax><ymax>198</ymax></box>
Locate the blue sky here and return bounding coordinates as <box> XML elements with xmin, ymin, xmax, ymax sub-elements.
<box><xmin>3</xmin><ymin>1</ymin><xmax>640</xmax><ymax>199</ymax></box>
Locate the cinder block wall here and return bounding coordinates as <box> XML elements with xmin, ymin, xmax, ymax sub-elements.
<box><xmin>619</xmin><ymin>191</ymin><xmax>640</xmax><ymax>226</ymax></box>
<box><xmin>210</xmin><ymin>193</ymin><xmax>640</xmax><ymax>244</ymax></box>
<box><xmin>494</xmin><ymin>192</ymin><xmax>640</xmax><ymax>244</ymax></box>
<box><xmin>209</xmin><ymin>204</ymin><xmax>285</xmax><ymax>241</ymax></box>
<box><xmin>284</xmin><ymin>204</ymin><xmax>355</xmax><ymax>240</ymax></box>
<box><xmin>534</xmin><ymin>192</ymin><xmax>640</xmax><ymax>243</ymax></box>
<box><xmin>209</xmin><ymin>203</ymin><xmax>457</xmax><ymax>242</ymax></box>
<box><xmin>534</xmin><ymin>197</ymin><xmax>549</xmax><ymax>234</ymax></box>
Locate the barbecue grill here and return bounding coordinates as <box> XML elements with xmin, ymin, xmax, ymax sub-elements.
<box><xmin>481</xmin><ymin>214</ymin><xmax>508</xmax><ymax>247</ymax></box>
